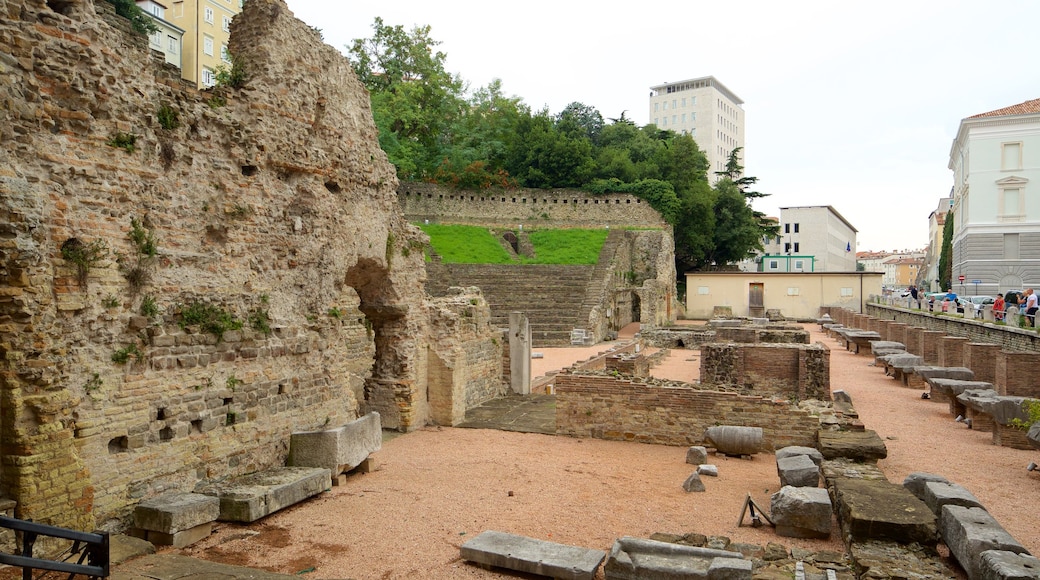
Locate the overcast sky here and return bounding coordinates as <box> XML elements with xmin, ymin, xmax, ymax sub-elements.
<box><xmin>286</xmin><ymin>0</ymin><xmax>1040</xmax><ymax>253</ymax></box>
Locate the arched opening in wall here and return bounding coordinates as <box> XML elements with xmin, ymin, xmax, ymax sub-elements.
<box><xmin>502</xmin><ymin>231</ymin><xmax>519</xmax><ymax>254</ymax></box>
<box><xmin>631</xmin><ymin>293</ymin><xmax>641</xmax><ymax>323</ymax></box>
<box><xmin>346</xmin><ymin>258</ymin><xmax>413</xmax><ymax>431</ymax></box>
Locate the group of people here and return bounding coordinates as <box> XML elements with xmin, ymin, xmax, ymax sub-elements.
<box><xmin>993</xmin><ymin>288</ymin><xmax>1039</xmax><ymax>326</ymax></box>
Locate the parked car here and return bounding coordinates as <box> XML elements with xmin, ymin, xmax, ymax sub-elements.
<box><xmin>1004</xmin><ymin>290</ymin><xmax>1024</xmax><ymax>308</ymax></box>
<box><xmin>924</xmin><ymin>292</ymin><xmax>947</xmax><ymax>311</ymax></box>
<box><xmin>958</xmin><ymin>296</ymin><xmax>994</xmax><ymax>318</ymax></box>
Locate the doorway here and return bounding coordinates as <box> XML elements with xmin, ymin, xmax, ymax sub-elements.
<box><xmin>749</xmin><ymin>283</ymin><xmax>764</xmax><ymax>318</ymax></box>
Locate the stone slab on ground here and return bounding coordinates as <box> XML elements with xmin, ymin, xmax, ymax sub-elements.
<box><xmin>195</xmin><ymin>467</ymin><xmax>331</xmax><ymax>523</ymax></box>
<box><xmin>831</xmin><ymin>478</ymin><xmax>937</xmax><ymax>546</ymax></box>
<box><xmin>940</xmin><ymin>505</ymin><xmax>1030</xmax><ymax>580</ymax></box>
<box><xmin>848</xmin><ymin>540</ymin><xmax>958</xmax><ymax>580</ymax></box>
<box><xmin>132</xmin><ymin>492</ymin><xmax>219</xmax><ymax>534</ymax></box>
<box><xmin>817</xmin><ymin>430</ymin><xmax>887</xmax><ymax>461</ymax></box>
<box><xmin>919</xmin><ymin>481</ymin><xmax>984</xmax><ymax>516</ymax></box>
<box><xmin>979</xmin><ymin>550</ymin><xmax>1040</xmax><ymax>580</ymax></box>
<box><xmin>460</xmin><ymin>530</ymin><xmax>606</xmax><ymax>580</ymax></box>
<box><xmin>775</xmin><ymin>446</ymin><xmax>824</xmax><ymax>466</ymax></box>
<box><xmin>287</xmin><ymin>411</ymin><xmax>382</xmax><ymax>474</ymax></box>
<box><xmin>927</xmin><ymin>379</ymin><xmax>993</xmax><ymax>400</ymax></box>
<box><xmin>902</xmin><ymin>472</ymin><xmax>950</xmax><ymax>500</ymax></box>
<box><xmin>915</xmin><ymin>366</ymin><xmax>975</xmax><ymax>381</ymax></box>
<box><xmin>109</xmin><ymin>553</ymin><xmax>295</xmax><ymax>580</ymax></box>
<box><xmin>777</xmin><ymin>454</ymin><xmax>820</xmax><ymax>488</ymax></box>
<box><xmin>770</xmin><ymin>486</ymin><xmax>831</xmax><ymax>539</ymax></box>
<box><xmin>603</xmin><ymin>536</ymin><xmax>751</xmax><ymax>580</ymax></box>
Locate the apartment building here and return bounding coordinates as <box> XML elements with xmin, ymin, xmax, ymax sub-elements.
<box><xmin>136</xmin><ymin>1</ymin><xmax>185</xmax><ymax>69</ymax></box>
<box><xmin>948</xmin><ymin>98</ymin><xmax>1040</xmax><ymax>295</ymax></box>
<box><xmin>166</xmin><ymin>0</ymin><xmax>242</xmax><ymax>88</ymax></box>
<box><xmin>648</xmin><ymin>76</ymin><xmax>744</xmax><ymax>179</ymax></box>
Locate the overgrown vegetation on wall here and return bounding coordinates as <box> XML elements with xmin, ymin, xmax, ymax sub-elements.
<box><xmin>419</xmin><ymin>224</ymin><xmax>608</xmax><ymax>265</ymax></box>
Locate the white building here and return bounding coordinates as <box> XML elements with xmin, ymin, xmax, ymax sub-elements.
<box><xmin>773</xmin><ymin>206</ymin><xmax>858</xmax><ymax>272</ymax></box>
<box><xmin>649</xmin><ymin>76</ymin><xmax>744</xmax><ymax>179</ymax></box>
<box><xmin>137</xmin><ymin>1</ymin><xmax>185</xmax><ymax>69</ymax></box>
<box><xmin>948</xmin><ymin>98</ymin><xmax>1040</xmax><ymax>296</ymax></box>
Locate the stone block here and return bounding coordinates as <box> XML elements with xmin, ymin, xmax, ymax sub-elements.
<box><xmin>940</xmin><ymin>505</ymin><xmax>1029</xmax><ymax>580</ymax></box>
<box><xmin>144</xmin><ymin>522</ymin><xmax>213</xmax><ymax>548</ymax></box>
<box><xmin>288</xmin><ymin>411</ymin><xmax>382</xmax><ymax>475</ymax></box>
<box><xmin>832</xmin><ymin>478</ymin><xmax>936</xmax><ymax>545</ymax></box>
<box><xmin>775</xmin><ymin>445</ymin><xmax>823</xmax><ymax>466</ymax></box>
<box><xmin>770</xmin><ymin>486</ymin><xmax>831</xmax><ymax>539</ymax></box>
<box><xmin>703</xmin><ymin>425</ymin><xmax>762</xmax><ymax>456</ymax></box>
<box><xmin>902</xmin><ymin>472</ymin><xmax>950</xmax><ymax>500</ymax></box>
<box><xmin>683</xmin><ymin>472</ymin><xmax>706</xmax><ymax>492</ymax></box>
<box><xmin>979</xmin><ymin>550</ymin><xmax>1040</xmax><ymax>580</ymax></box>
<box><xmin>817</xmin><ymin>430</ymin><xmax>887</xmax><ymax>461</ymax></box>
<box><xmin>604</xmin><ymin>536</ymin><xmax>751</xmax><ymax>580</ymax></box>
<box><xmin>196</xmin><ymin>467</ymin><xmax>331</xmax><ymax>523</ymax></box>
<box><xmin>132</xmin><ymin>492</ymin><xmax>219</xmax><ymax>534</ymax></box>
<box><xmin>686</xmin><ymin>446</ymin><xmax>708</xmax><ymax>465</ymax></box>
<box><xmin>1028</xmin><ymin>423</ymin><xmax>1040</xmax><ymax>450</ymax></box>
<box><xmin>460</xmin><ymin>530</ymin><xmax>605</xmax><ymax>580</ymax></box>
<box><xmin>696</xmin><ymin>464</ymin><xmax>718</xmax><ymax>477</ymax></box>
<box><xmin>777</xmin><ymin>454</ymin><xmax>820</xmax><ymax>488</ymax></box>
<box><xmin>919</xmin><ymin>481</ymin><xmax>984</xmax><ymax>516</ymax></box>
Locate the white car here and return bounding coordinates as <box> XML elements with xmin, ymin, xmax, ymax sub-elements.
<box><xmin>958</xmin><ymin>296</ymin><xmax>994</xmax><ymax>318</ymax></box>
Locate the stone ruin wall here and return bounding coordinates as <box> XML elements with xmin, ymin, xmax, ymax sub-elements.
<box><xmin>554</xmin><ymin>373</ymin><xmax>818</xmax><ymax>450</ymax></box>
<box><xmin>699</xmin><ymin>343</ymin><xmax>830</xmax><ymax>401</ymax></box>
<box><xmin>0</xmin><ymin>0</ymin><xmax>503</xmax><ymax>531</ymax></box>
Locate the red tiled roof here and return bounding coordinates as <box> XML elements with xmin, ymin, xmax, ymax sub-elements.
<box><xmin>968</xmin><ymin>98</ymin><xmax>1040</xmax><ymax>119</ymax></box>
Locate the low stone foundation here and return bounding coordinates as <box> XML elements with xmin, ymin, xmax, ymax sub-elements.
<box><xmin>699</xmin><ymin>343</ymin><xmax>830</xmax><ymax>400</ymax></box>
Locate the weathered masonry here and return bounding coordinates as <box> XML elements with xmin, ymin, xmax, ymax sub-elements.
<box><xmin>0</xmin><ymin>0</ymin><xmax>503</xmax><ymax>532</ymax></box>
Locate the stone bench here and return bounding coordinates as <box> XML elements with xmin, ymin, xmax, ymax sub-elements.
<box><xmin>867</xmin><ymin>340</ymin><xmax>905</xmax><ymax>357</ymax></box>
<box><xmin>195</xmin><ymin>466</ymin><xmax>331</xmax><ymax>523</ymax></box>
<box><xmin>844</xmin><ymin>331</ymin><xmax>882</xmax><ymax>355</ymax></box>
<box><xmin>957</xmin><ymin>392</ymin><xmax>1035</xmax><ymax>449</ymax></box>
<box><xmin>131</xmin><ymin>492</ymin><xmax>219</xmax><ymax>548</ymax></box>
<box><xmin>924</xmin><ymin>379</ymin><xmax>992</xmax><ymax>415</ymax></box>
<box><xmin>460</xmin><ymin>530</ymin><xmax>605</xmax><ymax>580</ymax></box>
<box><xmin>910</xmin><ymin>366</ymin><xmax>974</xmax><ymax>390</ymax></box>
<box><xmin>877</xmin><ymin>353</ymin><xmax>922</xmax><ymax>382</ymax></box>
<box><xmin>288</xmin><ymin>411</ymin><xmax>382</xmax><ymax>484</ymax></box>
<box><xmin>603</xmin><ymin>536</ymin><xmax>751</xmax><ymax>580</ymax></box>
<box><xmin>940</xmin><ymin>505</ymin><xmax>1030</xmax><ymax>580</ymax></box>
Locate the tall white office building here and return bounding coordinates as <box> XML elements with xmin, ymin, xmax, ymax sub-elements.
<box><xmin>649</xmin><ymin>76</ymin><xmax>745</xmax><ymax>179</ymax></box>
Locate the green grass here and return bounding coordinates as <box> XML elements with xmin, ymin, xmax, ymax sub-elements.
<box><xmin>419</xmin><ymin>224</ymin><xmax>514</xmax><ymax>264</ymax></box>
<box><xmin>521</xmin><ymin>229</ymin><xmax>608</xmax><ymax>265</ymax></box>
<box><xmin>418</xmin><ymin>224</ymin><xmax>609</xmax><ymax>265</ymax></box>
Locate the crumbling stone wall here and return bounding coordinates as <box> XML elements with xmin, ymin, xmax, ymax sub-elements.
<box><xmin>699</xmin><ymin>343</ymin><xmax>830</xmax><ymax>400</ymax></box>
<box><xmin>0</xmin><ymin>0</ymin><xmax>501</xmax><ymax>532</ymax></box>
<box><xmin>555</xmin><ymin>373</ymin><xmax>818</xmax><ymax>449</ymax></box>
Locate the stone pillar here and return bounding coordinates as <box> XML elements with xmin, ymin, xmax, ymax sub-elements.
<box><xmin>887</xmin><ymin>322</ymin><xmax>908</xmax><ymax>345</ymax></box>
<box><xmin>904</xmin><ymin>327</ymin><xmax>926</xmax><ymax>359</ymax></box>
<box><xmin>939</xmin><ymin>336</ymin><xmax>969</xmax><ymax>368</ymax></box>
<box><xmin>508</xmin><ymin>312</ymin><xmax>531</xmax><ymax>395</ymax></box>
<box><xmin>995</xmin><ymin>351</ymin><xmax>1036</xmax><ymax>397</ymax></box>
<box><xmin>963</xmin><ymin>343</ymin><xmax>1001</xmax><ymax>385</ymax></box>
<box><xmin>876</xmin><ymin>319</ymin><xmax>892</xmax><ymax>341</ymax></box>
<box><xmin>920</xmin><ymin>330</ymin><xmax>945</xmax><ymax>365</ymax></box>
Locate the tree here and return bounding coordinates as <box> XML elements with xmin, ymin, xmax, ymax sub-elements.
<box><xmin>347</xmin><ymin>18</ymin><xmax>466</xmax><ymax>179</ymax></box>
<box><xmin>556</xmin><ymin>102</ymin><xmax>604</xmax><ymax>144</ymax></box>
<box><xmin>504</xmin><ymin>110</ymin><xmax>595</xmax><ymax>188</ymax></box>
<box><xmin>938</xmin><ymin>211</ymin><xmax>954</xmax><ymax>291</ymax></box>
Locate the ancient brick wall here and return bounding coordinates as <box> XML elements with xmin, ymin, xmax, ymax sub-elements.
<box><xmin>0</xmin><ymin>0</ymin><xmax>502</xmax><ymax>532</ymax></box>
<box><xmin>555</xmin><ymin>374</ymin><xmax>818</xmax><ymax>449</ymax></box>
<box><xmin>864</xmin><ymin>304</ymin><xmax>1040</xmax><ymax>352</ymax></box>
<box><xmin>698</xmin><ymin>343</ymin><xmax>830</xmax><ymax>400</ymax></box>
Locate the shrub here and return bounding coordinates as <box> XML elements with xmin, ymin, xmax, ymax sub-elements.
<box><xmin>157</xmin><ymin>104</ymin><xmax>179</xmax><ymax>130</ymax></box>
<box><xmin>178</xmin><ymin>301</ymin><xmax>243</xmax><ymax>339</ymax></box>
<box><xmin>140</xmin><ymin>294</ymin><xmax>159</xmax><ymax>318</ymax></box>
<box><xmin>106</xmin><ymin>132</ymin><xmax>137</xmax><ymax>154</ymax></box>
<box><xmin>61</xmin><ymin>238</ymin><xmax>108</xmax><ymax>285</ymax></box>
<box><xmin>112</xmin><ymin>343</ymin><xmax>143</xmax><ymax>364</ymax></box>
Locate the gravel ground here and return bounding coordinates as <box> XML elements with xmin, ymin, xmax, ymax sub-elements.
<box><xmin>157</xmin><ymin>323</ymin><xmax>1039</xmax><ymax>578</ymax></box>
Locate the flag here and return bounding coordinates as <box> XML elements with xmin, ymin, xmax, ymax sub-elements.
<box><xmin>846</xmin><ymin>242</ymin><xmax>851</xmax><ymax>252</ymax></box>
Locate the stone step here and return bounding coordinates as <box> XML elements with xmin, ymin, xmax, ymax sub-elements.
<box><xmin>461</xmin><ymin>530</ymin><xmax>605</xmax><ymax>580</ymax></box>
<box><xmin>195</xmin><ymin>467</ymin><xmax>330</xmax><ymax>523</ymax></box>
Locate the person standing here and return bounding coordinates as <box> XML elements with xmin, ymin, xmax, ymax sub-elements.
<box><xmin>993</xmin><ymin>293</ymin><xmax>1005</xmax><ymax>321</ymax></box>
<box><xmin>909</xmin><ymin>285</ymin><xmax>919</xmax><ymax>309</ymax></box>
<box><xmin>1025</xmin><ymin>288</ymin><xmax>1038</xmax><ymax>326</ymax></box>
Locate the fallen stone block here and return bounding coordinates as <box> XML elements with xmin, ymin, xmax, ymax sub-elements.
<box><xmin>703</xmin><ymin>425</ymin><xmax>762</xmax><ymax>456</ymax></box>
<box><xmin>770</xmin><ymin>486</ymin><xmax>831</xmax><ymax>539</ymax></box>
<box><xmin>697</xmin><ymin>464</ymin><xmax>718</xmax><ymax>477</ymax></box>
<box><xmin>196</xmin><ymin>467</ymin><xmax>331</xmax><ymax>523</ymax></box>
<box><xmin>902</xmin><ymin>472</ymin><xmax>950</xmax><ymax>500</ymax></box>
<box><xmin>979</xmin><ymin>550</ymin><xmax>1040</xmax><ymax>580</ymax></box>
<box><xmin>918</xmin><ymin>481</ymin><xmax>984</xmax><ymax>516</ymax></box>
<box><xmin>832</xmin><ymin>478</ymin><xmax>936</xmax><ymax>546</ymax></box>
<box><xmin>868</xmin><ymin>340</ymin><xmax>905</xmax><ymax>354</ymax></box>
<box><xmin>683</xmin><ymin>472</ymin><xmax>706</xmax><ymax>492</ymax></box>
<box><xmin>604</xmin><ymin>536</ymin><xmax>751</xmax><ymax>580</ymax></box>
<box><xmin>131</xmin><ymin>493</ymin><xmax>219</xmax><ymax>548</ymax></box>
<box><xmin>777</xmin><ymin>454</ymin><xmax>820</xmax><ymax>488</ymax></box>
<box><xmin>817</xmin><ymin>430</ymin><xmax>887</xmax><ymax>462</ymax></box>
<box><xmin>831</xmin><ymin>390</ymin><xmax>852</xmax><ymax>404</ymax></box>
<box><xmin>460</xmin><ymin>530</ymin><xmax>605</xmax><ymax>580</ymax></box>
<box><xmin>940</xmin><ymin>505</ymin><xmax>1029</xmax><ymax>580</ymax></box>
<box><xmin>288</xmin><ymin>411</ymin><xmax>382</xmax><ymax>475</ymax></box>
<box><xmin>775</xmin><ymin>446</ymin><xmax>823</xmax><ymax>466</ymax></box>
<box><xmin>686</xmin><ymin>446</ymin><xmax>708</xmax><ymax>465</ymax></box>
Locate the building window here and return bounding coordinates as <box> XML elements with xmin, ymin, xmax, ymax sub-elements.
<box><xmin>1002</xmin><ymin>142</ymin><xmax>1022</xmax><ymax>171</ymax></box>
<box><xmin>204</xmin><ymin>7</ymin><xmax>214</xmax><ymax>23</ymax></box>
<box><xmin>768</xmin><ymin>260</ymin><xmax>779</xmax><ymax>270</ymax></box>
<box><xmin>840</xmin><ymin>287</ymin><xmax>854</xmax><ymax>297</ymax></box>
<box><xmin>681</xmin><ymin>98</ymin><xmax>686</xmax><ymax>107</ymax></box>
<box><xmin>1004</xmin><ymin>233</ymin><xmax>1020</xmax><ymax>259</ymax></box>
<box><xmin>794</xmin><ymin>260</ymin><xmax>804</xmax><ymax>270</ymax></box>
<box><xmin>794</xmin><ymin>223</ymin><xmax>799</xmax><ymax>233</ymax></box>
<box><xmin>784</xmin><ymin>223</ymin><xmax>790</xmax><ymax>233</ymax></box>
<box><xmin>672</xmin><ymin>99</ymin><xmax>676</xmax><ymax>108</ymax></box>
<box><xmin>672</xmin><ymin>115</ymin><xmax>676</xmax><ymax>124</ymax></box>
<box><xmin>654</xmin><ymin>103</ymin><xmax>658</xmax><ymax>112</ymax></box>
<box><xmin>167</xmin><ymin>35</ymin><xmax>178</xmax><ymax>53</ymax></box>
<box><xmin>150</xmin><ymin>31</ymin><xmax>162</xmax><ymax>47</ymax></box>
<box><xmin>691</xmin><ymin>96</ymin><xmax>696</xmax><ymax>105</ymax></box>
<box><xmin>663</xmin><ymin>101</ymin><xmax>668</xmax><ymax>110</ymax></box>
<box><xmin>681</xmin><ymin>113</ymin><xmax>686</xmax><ymax>122</ymax></box>
<box><xmin>784</xmin><ymin>243</ymin><xmax>791</xmax><ymax>253</ymax></box>
<box><xmin>690</xmin><ymin>127</ymin><xmax>696</xmax><ymax>136</ymax></box>
<box><xmin>793</xmin><ymin>242</ymin><xmax>800</xmax><ymax>253</ymax></box>
<box><xmin>223</xmin><ymin>15</ymin><xmax>232</xmax><ymax>32</ymax></box>
<box><xmin>698</xmin><ymin>286</ymin><xmax>710</xmax><ymax>295</ymax></box>
<box><xmin>151</xmin><ymin>4</ymin><xmax>164</xmax><ymax>17</ymax></box>
<box><xmin>221</xmin><ymin>44</ymin><xmax>230</xmax><ymax>62</ymax></box>
<box><xmin>690</xmin><ymin>112</ymin><xmax>695</xmax><ymax>122</ymax></box>
<box><xmin>999</xmin><ymin>187</ymin><xmax>1024</xmax><ymax>221</ymax></box>
<box><xmin>203</xmin><ymin>35</ymin><xmax>214</xmax><ymax>56</ymax></box>
<box><xmin>787</xmin><ymin>287</ymin><xmax>800</xmax><ymax>295</ymax></box>
<box><xmin>201</xmin><ymin>67</ymin><xmax>216</xmax><ymax>87</ymax></box>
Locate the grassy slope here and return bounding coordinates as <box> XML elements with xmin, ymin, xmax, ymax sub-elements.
<box><xmin>419</xmin><ymin>224</ymin><xmax>608</xmax><ymax>265</ymax></box>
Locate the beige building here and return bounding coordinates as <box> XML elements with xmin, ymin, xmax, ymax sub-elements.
<box><xmin>649</xmin><ymin>76</ymin><xmax>744</xmax><ymax>178</ymax></box>
<box><xmin>685</xmin><ymin>271</ymin><xmax>882</xmax><ymax>319</ymax></box>
<box><xmin>137</xmin><ymin>1</ymin><xmax>185</xmax><ymax>69</ymax></box>
<box><xmin>166</xmin><ymin>0</ymin><xmax>242</xmax><ymax>87</ymax></box>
